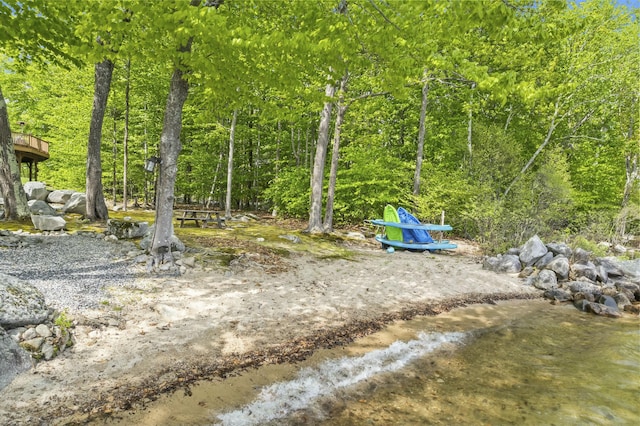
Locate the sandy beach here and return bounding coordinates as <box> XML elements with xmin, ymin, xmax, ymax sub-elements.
<box><xmin>0</xmin><ymin>233</ymin><xmax>542</xmax><ymax>425</ymax></box>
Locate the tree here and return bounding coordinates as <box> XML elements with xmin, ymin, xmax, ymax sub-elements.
<box><xmin>0</xmin><ymin>0</ymin><xmax>78</xmax><ymax>219</ymax></box>
<box><xmin>85</xmin><ymin>59</ymin><xmax>114</xmax><ymax>221</ymax></box>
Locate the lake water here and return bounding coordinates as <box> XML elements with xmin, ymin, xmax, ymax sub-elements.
<box><xmin>105</xmin><ymin>300</ymin><xmax>640</xmax><ymax>425</ymax></box>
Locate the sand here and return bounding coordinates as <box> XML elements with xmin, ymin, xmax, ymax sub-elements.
<box><xmin>0</xmin><ymin>237</ymin><xmax>542</xmax><ymax>425</ymax></box>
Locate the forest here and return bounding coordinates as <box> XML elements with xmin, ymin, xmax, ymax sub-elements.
<box><xmin>0</xmin><ymin>0</ymin><xmax>638</xmax><ymax>257</ymax></box>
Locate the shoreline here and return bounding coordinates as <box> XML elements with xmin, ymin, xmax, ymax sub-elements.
<box><xmin>0</xmin><ymin>242</ymin><xmax>543</xmax><ymax>425</ymax></box>
<box><xmin>68</xmin><ymin>292</ymin><xmax>542</xmax><ymax>424</ymax></box>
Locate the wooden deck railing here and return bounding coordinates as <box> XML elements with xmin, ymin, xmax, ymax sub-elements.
<box><xmin>12</xmin><ymin>132</ymin><xmax>49</xmax><ymax>156</ymax></box>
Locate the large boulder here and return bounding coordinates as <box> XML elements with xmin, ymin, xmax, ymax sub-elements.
<box><xmin>483</xmin><ymin>254</ymin><xmax>522</xmax><ymax>274</ymax></box>
<box><xmin>107</xmin><ymin>219</ymin><xmax>149</xmax><ymax>239</ymax></box>
<box><xmin>531</xmin><ymin>269</ymin><xmax>558</xmax><ymax>290</ymax></box>
<box><xmin>0</xmin><ymin>327</ymin><xmax>33</xmax><ymax>391</ymax></box>
<box><xmin>28</xmin><ymin>199</ymin><xmax>57</xmax><ymax>216</ymax></box>
<box><xmin>571</xmin><ymin>262</ymin><xmax>598</xmax><ymax>282</ymax></box>
<box><xmin>30</xmin><ymin>214</ymin><xmax>66</xmax><ymax>231</ymax></box>
<box><xmin>620</xmin><ymin>259</ymin><xmax>640</xmax><ymax>284</ymax></box>
<box><xmin>23</xmin><ymin>181</ymin><xmax>49</xmax><ymax>201</ymax></box>
<box><xmin>0</xmin><ymin>273</ymin><xmax>49</xmax><ymax>328</ymax></box>
<box><xmin>46</xmin><ymin>189</ymin><xmax>75</xmax><ymax>204</ymax></box>
<box><xmin>572</xmin><ymin>247</ymin><xmax>592</xmax><ymax>264</ymax></box>
<box><xmin>545</xmin><ymin>255</ymin><xmax>570</xmax><ymax>281</ymax></box>
<box><xmin>594</xmin><ymin>257</ymin><xmax>625</xmax><ymax>278</ymax></box>
<box><xmin>546</xmin><ymin>242</ymin><xmax>572</xmax><ymax>258</ymax></box>
<box><xmin>519</xmin><ymin>235</ymin><xmax>548</xmax><ymax>267</ymax></box>
<box><xmin>62</xmin><ymin>192</ymin><xmax>87</xmax><ymax>216</ymax></box>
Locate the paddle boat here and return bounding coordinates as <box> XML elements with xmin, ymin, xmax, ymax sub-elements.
<box><xmin>368</xmin><ymin>205</ymin><xmax>457</xmax><ymax>252</ymax></box>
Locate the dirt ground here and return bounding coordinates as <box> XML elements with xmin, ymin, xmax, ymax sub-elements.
<box><xmin>0</xmin><ymin>232</ymin><xmax>542</xmax><ymax>425</ymax></box>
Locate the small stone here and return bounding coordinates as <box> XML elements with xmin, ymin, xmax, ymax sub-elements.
<box><xmin>35</xmin><ymin>324</ymin><xmax>52</xmax><ymax>338</ymax></box>
<box><xmin>21</xmin><ymin>337</ymin><xmax>44</xmax><ymax>351</ymax></box>
<box><xmin>41</xmin><ymin>342</ymin><xmax>55</xmax><ymax>360</ymax></box>
<box><xmin>22</xmin><ymin>328</ymin><xmax>38</xmax><ymax>340</ymax></box>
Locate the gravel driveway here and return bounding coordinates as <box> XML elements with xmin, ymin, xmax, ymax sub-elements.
<box><xmin>0</xmin><ymin>233</ymin><xmax>139</xmax><ymax>312</ymax></box>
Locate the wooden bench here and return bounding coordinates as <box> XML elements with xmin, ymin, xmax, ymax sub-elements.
<box><xmin>175</xmin><ymin>209</ymin><xmax>226</xmax><ymax>228</ymax></box>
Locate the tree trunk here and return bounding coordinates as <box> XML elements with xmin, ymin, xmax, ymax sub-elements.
<box><xmin>205</xmin><ymin>151</ymin><xmax>224</xmax><ymax>209</ymax></box>
<box><xmin>0</xmin><ymin>84</ymin><xmax>30</xmax><ymax>220</ymax></box>
<box><xmin>225</xmin><ymin>109</ymin><xmax>237</xmax><ymax>219</ymax></box>
<box><xmin>412</xmin><ymin>79</ymin><xmax>429</xmax><ymax>195</ymax></box>
<box><xmin>122</xmin><ymin>59</ymin><xmax>131</xmax><ymax>211</ymax></box>
<box><xmin>306</xmin><ymin>83</ymin><xmax>336</xmax><ymax>233</ymax></box>
<box><xmin>86</xmin><ymin>59</ymin><xmax>114</xmax><ymax>221</ymax></box>
<box><xmin>323</xmin><ymin>73</ymin><xmax>349</xmax><ymax>233</ymax></box>
<box><xmin>112</xmin><ymin>108</ymin><xmax>118</xmax><ymax>205</ymax></box>
<box><xmin>466</xmin><ymin>83</ymin><xmax>475</xmax><ymax>168</ymax></box>
<box><xmin>150</xmin><ymin>67</ymin><xmax>189</xmax><ymax>266</ymax></box>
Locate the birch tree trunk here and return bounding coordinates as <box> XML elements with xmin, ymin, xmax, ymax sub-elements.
<box><xmin>323</xmin><ymin>73</ymin><xmax>348</xmax><ymax>232</ymax></box>
<box><xmin>467</xmin><ymin>83</ymin><xmax>475</xmax><ymax>168</ymax></box>
<box><xmin>412</xmin><ymin>79</ymin><xmax>429</xmax><ymax>195</ymax></box>
<box><xmin>86</xmin><ymin>59</ymin><xmax>113</xmax><ymax>221</ymax></box>
<box><xmin>225</xmin><ymin>109</ymin><xmax>237</xmax><ymax>219</ymax></box>
<box><xmin>306</xmin><ymin>82</ymin><xmax>336</xmax><ymax>233</ymax></box>
<box><xmin>122</xmin><ymin>59</ymin><xmax>131</xmax><ymax>211</ymax></box>
<box><xmin>150</xmin><ymin>67</ymin><xmax>189</xmax><ymax>266</ymax></box>
<box><xmin>0</xmin><ymin>84</ymin><xmax>29</xmax><ymax>220</ymax></box>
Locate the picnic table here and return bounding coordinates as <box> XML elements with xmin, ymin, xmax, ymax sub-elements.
<box><xmin>175</xmin><ymin>209</ymin><xmax>225</xmax><ymax>228</ymax></box>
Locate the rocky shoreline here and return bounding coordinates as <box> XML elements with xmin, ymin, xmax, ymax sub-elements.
<box><xmin>483</xmin><ymin>235</ymin><xmax>640</xmax><ymax>317</ymax></box>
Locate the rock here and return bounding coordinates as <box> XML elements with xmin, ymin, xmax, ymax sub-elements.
<box><xmin>0</xmin><ymin>328</ymin><xmax>33</xmax><ymax>391</ymax></box>
<box><xmin>107</xmin><ymin>219</ymin><xmax>149</xmax><ymax>239</ymax></box>
<box><xmin>595</xmin><ymin>265</ymin><xmax>608</xmax><ymax>283</ymax></box>
<box><xmin>546</xmin><ymin>243</ymin><xmax>572</xmax><ymax>258</ymax></box>
<box><xmin>139</xmin><ymin>226</ymin><xmax>185</xmax><ymax>253</ymax></box>
<box><xmin>483</xmin><ymin>254</ymin><xmax>522</xmax><ymax>273</ymax></box>
<box><xmin>533</xmin><ymin>252</ymin><xmax>554</xmax><ymax>269</ymax></box>
<box><xmin>23</xmin><ymin>181</ymin><xmax>49</xmax><ymax>201</ymax></box>
<box><xmin>46</xmin><ymin>189</ymin><xmax>75</xmax><ymax>204</ymax></box>
<box><xmin>62</xmin><ymin>192</ymin><xmax>87</xmax><ymax>216</ymax></box>
<box><xmin>30</xmin><ymin>214</ymin><xmax>66</xmax><ymax>231</ymax></box>
<box><xmin>518</xmin><ymin>266</ymin><xmax>535</xmax><ymax>278</ymax></box>
<box><xmin>21</xmin><ymin>337</ymin><xmax>44</xmax><ymax>351</ymax></box>
<box><xmin>595</xmin><ymin>257</ymin><xmax>625</xmax><ymax>278</ymax></box>
<box><xmin>616</xmin><ymin>282</ymin><xmax>639</xmax><ymax>301</ymax></box>
<box><xmin>613</xmin><ymin>244</ymin><xmax>627</xmax><ymax>254</ymax></box>
<box><xmin>41</xmin><ymin>341</ymin><xmax>55</xmax><ymax>360</ymax></box>
<box><xmin>279</xmin><ymin>234</ymin><xmax>302</xmax><ymax>244</ymax></box>
<box><xmin>613</xmin><ymin>293</ymin><xmax>632</xmax><ymax>310</ymax></box>
<box><xmin>28</xmin><ymin>200</ymin><xmax>58</xmax><ymax>216</ymax></box>
<box><xmin>598</xmin><ymin>295</ymin><xmax>618</xmax><ymax>310</ymax></box>
<box><xmin>532</xmin><ymin>269</ymin><xmax>558</xmax><ymax>290</ymax></box>
<box><xmin>572</xmin><ymin>247</ymin><xmax>591</xmax><ymax>264</ymax></box>
<box><xmin>620</xmin><ymin>259</ymin><xmax>640</xmax><ymax>284</ymax></box>
<box><xmin>346</xmin><ymin>232</ymin><xmax>366</xmax><ymax>240</ymax></box>
<box><xmin>568</xmin><ymin>281</ymin><xmax>601</xmax><ymax>296</ymax></box>
<box><xmin>623</xmin><ymin>304</ymin><xmax>640</xmax><ymax>315</ymax></box>
<box><xmin>584</xmin><ymin>301</ymin><xmax>622</xmax><ymax>318</ymax></box>
<box><xmin>35</xmin><ymin>324</ymin><xmax>52</xmax><ymax>338</ymax></box>
<box><xmin>544</xmin><ymin>288</ymin><xmax>573</xmax><ymax>302</ymax></box>
<box><xmin>545</xmin><ymin>255</ymin><xmax>570</xmax><ymax>281</ymax></box>
<box><xmin>519</xmin><ymin>235</ymin><xmax>548</xmax><ymax>267</ymax></box>
<box><xmin>0</xmin><ymin>273</ymin><xmax>49</xmax><ymax>328</ymax></box>
<box><xmin>571</xmin><ymin>262</ymin><xmax>598</xmax><ymax>282</ymax></box>
<box><xmin>506</xmin><ymin>247</ymin><xmax>520</xmax><ymax>256</ymax></box>
<box><xmin>181</xmin><ymin>256</ymin><xmax>196</xmax><ymax>268</ymax></box>
<box><xmin>573</xmin><ymin>291</ymin><xmax>596</xmax><ymax>303</ymax></box>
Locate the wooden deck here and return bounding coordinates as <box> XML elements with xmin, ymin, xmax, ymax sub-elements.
<box><xmin>12</xmin><ymin>132</ymin><xmax>50</xmax><ymax>180</ymax></box>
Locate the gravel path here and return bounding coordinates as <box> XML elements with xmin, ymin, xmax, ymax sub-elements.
<box><xmin>0</xmin><ymin>233</ymin><xmax>139</xmax><ymax>312</ymax></box>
